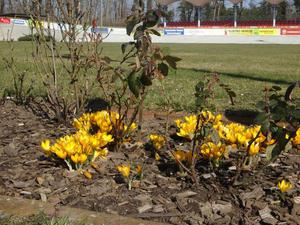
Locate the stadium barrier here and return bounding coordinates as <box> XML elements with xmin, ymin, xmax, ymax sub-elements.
<box><xmin>1</xmin><ymin>17</ymin><xmax>300</xmax><ymax>38</ymax></box>
<box><xmin>281</xmin><ymin>28</ymin><xmax>300</xmax><ymax>35</ymax></box>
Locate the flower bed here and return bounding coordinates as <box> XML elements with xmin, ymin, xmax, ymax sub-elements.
<box><xmin>0</xmin><ymin>101</ymin><xmax>299</xmax><ymax>225</ymax></box>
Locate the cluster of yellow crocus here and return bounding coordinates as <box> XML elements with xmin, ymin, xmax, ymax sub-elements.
<box><xmin>41</xmin><ymin>130</ymin><xmax>112</xmax><ymax>170</ymax></box>
<box><xmin>174</xmin><ymin>112</ymin><xmax>283</xmax><ymax>160</ymax></box>
<box><xmin>200</xmin><ymin>142</ymin><xmax>226</xmax><ymax>160</ymax></box>
<box><xmin>149</xmin><ymin>134</ymin><xmax>165</xmax><ymax>150</ymax></box>
<box><xmin>175</xmin><ymin>111</ymin><xmax>222</xmax><ymax>140</ymax></box>
<box><xmin>41</xmin><ymin>110</ymin><xmax>136</xmax><ymax>170</ymax></box>
<box><xmin>217</xmin><ymin>123</ymin><xmax>271</xmax><ymax>156</ymax></box>
<box><xmin>74</xmin><ymin>111</ymin><xmax>137</xmax><ymax>134</ymax></box>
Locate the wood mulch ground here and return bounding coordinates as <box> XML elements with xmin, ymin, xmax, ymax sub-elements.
<box><xmin>0</xmin><ymin>100</ymin><xmax>299</xmax><ymax>225</ymax></box>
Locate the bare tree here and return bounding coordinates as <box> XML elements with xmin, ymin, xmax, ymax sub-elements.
<box><xmin>0</xmin><ymin>0</ymin><xmax>6</xmax><ymax>14</ymax></box>
<box><xmin>147</xmin><ymin>0</ymin><xmax>153</xmax><ymax>10</ymax></box>
<box><xmin>45</xmin><ymin>0</ymin><xmax>52</xmax><ymax>18</ymax></box>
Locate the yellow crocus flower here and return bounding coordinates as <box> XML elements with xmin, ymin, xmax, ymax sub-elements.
<box><xmin>249</xmin><ymin>142</ymin><xmax>260</xmax><ymax>156</ymax></box>
<box><xmin>237</xmin><ymin>134</ymin><xmax>248</xmax><ymax>146</ymax></box>
<box><xmin>175</xmin><ymin>115</ymin><xmax>197</xmax><ymax>140</ymax></box>
<box><xmin>78</xmin><ymin>154</ymin><xmax>88</xmax><ymax>164</ymax></box>
<box><xmin>93</xmin><ymin>148</ymin><xmax>108</xmax><ymax>159</ymax></box>
<box><xmin>96</xmin><ymin>133</ymin><xmax>114</xmax><ymax>148</ymax></box>
<box><xmin>278</xmin><ymin>179</ymin><xmax>292</xmax><ymax>193</ymax></box>
<box><xmin>215</xmin><ymin>114</ymin><xmax>222</xmax><ymax>122</ymax></box>
<box><xmin>117</xmin><ymin>164</ymin><xmax>131</xmax><ymax>178</ymax></box>
<box><xmin>227</xmin><ymin>132</ymin><xmax>237</xmax><ymax>144</ymax></box>
<box><xmin>102</xmin><ymin>133</ymin><xmax>114</xmax><ymax>144</ymax></box>
<box><xmin>54</xmin><ymin>149</ymin><xmax>67</xmax><ymax>159</ymax></box>
<box><xmin>124</xmin><ymin>123</ymin><xmax>137</xmax><ymax>132</ymax></box>
<box><xmin>292</xmin><ymin>128</ymin><xmax>300</xmax><ymax>145</ymax></box>
<box><xmin>73</xmin><ymin>113</ymin><xmax>91</xmax><ymax>131</ymax></box>
<box><xmin>149</xmin><ymin>134</ymin><xmax>165</xmax><ymax>150</ymax></box>
<box><xmin>136</xmin><ymin>165</ymin><xmax>142</xmax><ymax>176</ymax></box>
<box><xmin>155</xmin><ymin>152</ymin><xmax>161</xmax><ymax>161</ymax></box>
<box><xmin>79</xmin><ymin>134</ymin><xmax>90</xmax><ymax>147</ymax></box>
<box><xmin>89</xmin><ymin>136</ymin><xmax>100</xmax><ymax>148</ymax></box>
<box><xmin>41</xmin><ymin>139</ymin><xmax>51</xmax><ymax>152</ymax></box>
<box><xmin>265</xmin><ymin>139</ymin><xmax>276</xmax><ymax>146</ymax></box>
<box><xmin>174</xmin><ymin>119</ymin><xmax>181</xmax><ymax>127</ymax></box>
<box><xmin>83</xmin><ymin>170</ymin><xmax>92</xmax><ymax>179</ymax></box>
<box><xmin>285</xmin><ymin>133</ymin><xmax>290</xmax><ymax>140</ymax></box>
<box><xmin>173</xmin><ymin>150</ymin><xmax>188</xmax><ymax>162</ymax></box>
<box><xmin>71</xmin><ymin>154</ymin><xmax>79</xmax><ymax>164</ymax></box>
<box><xmin>64</xmin><ymin>141</ymin><xmax>76</xmax><ymax>155</ymax></box>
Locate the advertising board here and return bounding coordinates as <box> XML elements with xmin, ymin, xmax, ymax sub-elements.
<box><xmin>256</xmin><ymin>29</ymin><xmax>280</xmax><ymax>35</ymax></box>
<box><xmin>226</xmin><ymin>28</ymin><xmax>280</xmax><ymax>36</ymax></box>
<box><xmin>164</xmin><ymin>28</ymin><xmax>184</xmax><ymax>35</ymax></box>
<box><xmin>0</xmin><ymin>17</ymin><xmax>10</xmax><ymax>24</ymax></box>
<box><xmin>281</xmin><ymin>28</ymin><xmax>300</xmax><ymax>35</ymax></box>
<box><xmin>92</xmin><ymin>27</ymin><xmax>109</xmax><ymax>34</ymax></box>
<box><xmin>184</xmin><ymin>28</ymin><xmax>225</xmax><ymax>36</ymax></box>
<box><xmin>12</xmin><ymin>19</ymin><xmax>26</xmax><ymax>25</ymax></box>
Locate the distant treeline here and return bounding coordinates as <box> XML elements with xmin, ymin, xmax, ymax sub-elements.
<box><xmin>0</xmin><ymin>0</ymin><xmax>299</xmax><ymax>26</ymax></box>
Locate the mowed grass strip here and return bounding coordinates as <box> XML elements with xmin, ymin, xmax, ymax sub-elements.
<box><xmin>1</xmin><ymin>42</ymin><xmax>299</xmax><ymax>112</ymax></box>
<box><xmin>0</xmin><ymin>213</ymin><xmax>84</xmax><ymax>225</ymax></box>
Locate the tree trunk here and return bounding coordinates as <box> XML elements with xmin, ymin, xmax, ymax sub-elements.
<box><xmin>147</xmin><ymin>0</ymin><xmax>153</xmax><ymax>10</ymax></box>
<box><xmin>45</xmin><ymin>0</ymin><xmax>52</xmax><ymax>18</ymax></box>
<box><xmin>0</xmin><ymin>0</ymin><xmax>5</xmax><ymax>14</ymax></box>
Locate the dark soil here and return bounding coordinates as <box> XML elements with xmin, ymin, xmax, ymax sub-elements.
<box><xmin>0</xmin><ymin>100</ymin><xmax>299</xmax><ymax>225</ymax></box>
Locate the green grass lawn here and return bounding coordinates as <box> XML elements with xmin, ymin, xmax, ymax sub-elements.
<box><xmin>1</xmin><ymin>42</ymin><xmax>300</xmax><ymax>112</ymax></box>
<box><xmin>0</xmin><ymin>213</ymin><xmax>84</xmax><ymax>225</ymax></box>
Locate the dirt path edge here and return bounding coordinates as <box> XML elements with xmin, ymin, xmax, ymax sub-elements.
<box><xmin>0</xmin><ymin>195</ymin><xmax>169</xmax><ymax>225</ymax></box>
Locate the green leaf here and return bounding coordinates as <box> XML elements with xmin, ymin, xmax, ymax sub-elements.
<box><xmin>254</xmin><ymin>112</ymin><xmax>268</xmax><ymax>124</ymax></box>
<box><xmin>158</xmin><ymin>63</ymin><xmax>169</xmax><ymax>76</ymax></box>
<box><xmin>292</xmin><ymin>109</ymin><xmax>300</xmax><ymax>120</ymax></box>
<box><xmin>285</xmin><ymin>81</ymin><xmax>300</xmax><ymax>101</ymax></box>
<box><xmin>121</xmin><ymin>43</ymin><xmax>128</xmax><ymax>54</ymax></box>
<box><xmin>255</xmin><ymin>112</ymin><xmax>270</xmax><ymax>133</ymax></box>
<box><xmin>269</xmin><ymin>99</ymin><xmax>278</xmax><ymax>107</ymax></box>
<box><xmin>211</xmin><ymin>129</ymin><xmax>220</xmax><ymax>144</ymax></box>
<box><xmin>195</xmin><ymin>96</ymin><xmax>205</xmax><ymax>108</ymax></box>
<box><xmin>256</xmin><ymin>101</ymin><xmax>265</xmax><ymax>109</ymax></box>
<box><xmin>195</xmin><ymin>81</ymin><xmax>204</xmax><ymax>92</ymax></box>
<box><xmin>126</xmin><ymin>17</ymin><xmax>137</xmax><ymax>36</ymax></box>
<box><xmin>266</xmin><ymin>132</ymin><xmax>290</xmax><ymax>161</ymax></box>
<box><xmin>164</xmin><ymin>55</ymin><xmax>181</xmax><ymax>69</ymax></box>
<box><xmin>127</xmin><ymin>72</ymin><xmax>141</xmax><ymax>98</ymax></box>
<box><xmin>271</xmin><ymin>86</ymin><xmax>282</xmax><ymax>91</ymax></box>
<box><xmin>148</xmin><ymin>29</ymin><xmax>161</xmax><ymax>36</ymax></box>
<box><xmin>140</xmin><ymin>73</ymin><xmax>152</xmax><ymax>86</ymax></box>
<box><xmin>228</xmin><ymin>90</ymin><xmax>236</xmax><ymax>98</ymax></box>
